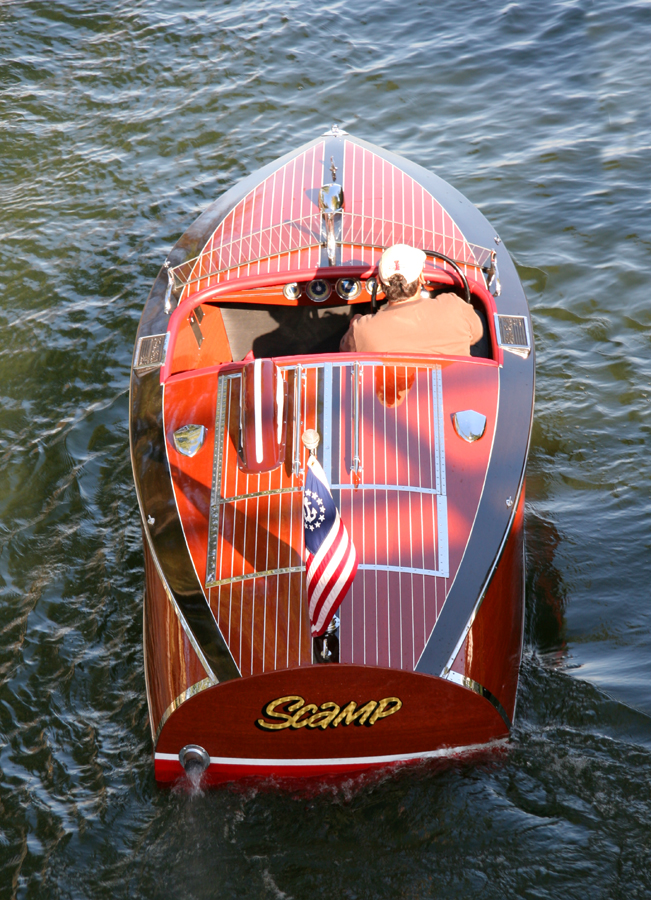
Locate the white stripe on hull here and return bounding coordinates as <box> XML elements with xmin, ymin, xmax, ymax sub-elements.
<box><xmin>155</xmin><ymin>739</ymin><xmax>507</xmax><ymax>770</ymax></box>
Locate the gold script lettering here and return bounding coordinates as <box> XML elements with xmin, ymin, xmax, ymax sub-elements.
<box><xmin>257</xmin><ymin>695</ymin><xmax>305</xmax><ymax>730</ymax></box>
<box><xmin>306</xmin><ymin>701</ymin><xmax>341</xmax><ymax>729</ymax></box>
<box><xmin>332</xmin><ymin>700</ymin><xmax>378</xmax><ymax>727</ymax></box>
<box><xmin>257</xmin><ymin>696</ymin><xmax>402</xmax><ymax>730</ymax></box>
<box><xmin>368</xmin><ymin>696</ymin><xmax>402</xmax><ymax>724</ymax></box>
<box><xmin>290</xmin><ymin>703</ymin><xmax>319</xmax><ymax>728</ymax></box>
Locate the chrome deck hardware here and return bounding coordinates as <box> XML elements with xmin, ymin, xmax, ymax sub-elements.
<box><xmin>494</xmin><ymin>314</ymin><xmax>531</xmax><ymax>359</ymax></box>
<box><xmin>351</xmin><ymin>362</ymin><xmax>361</xmax><ymax>480</ymax></box>
<box><xmin>173</xmin><ymin>424</ymin><xmax>207</xmax><ymax>457</ymax></box>
<box><xmin>453</xmin><ymin>410</ymin><xmax>487</xmax><ymax>443</ymax></box>
<box><xmin>133</xmin><ymin>332</ymin><xmax>169</xmax><ymax>373</ymax></box>
<box><xmin>292</xmin><ymin>365</ymin><xmax>304</xmax><ymax>477</ymax></box>
<box><xmin>163</xmin><ymin>260</ymin><xmax>174</xmax><ymax>314</ymax></box>
<box><xmin>319</xmin><ymin>156</ymin><xmax>344</xmax><ymax>266</ymax></box>
<box><xmin>302</xmin><ymin>428</ymin><xmax>320</xmax><ymax>455</ymax></box>
<box><xmin>314</xmin><ymin>614</ymin><xmax>340</xmax><ymax>664</ymax></box>
<box><xmin>482</xmin><ymin>249</ymin><xmax>502</xmax><ymax>296</ymax></box>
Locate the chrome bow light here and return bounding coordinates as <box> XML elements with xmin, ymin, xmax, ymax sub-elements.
<box><xmin>173</xmin><ymin>423</ymin><xmax>207</xmax><ymax>457</ymax></box>
<box><xmin>452</xmin><ymin>410</ymin><xmax>487</xmax><ymax>443</ymax></box>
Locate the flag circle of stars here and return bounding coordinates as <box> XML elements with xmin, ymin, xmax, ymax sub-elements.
<box><xmin>304</xmin><ymin>489</ymin><xmax>327</xmax><ymax>531</ymax></box>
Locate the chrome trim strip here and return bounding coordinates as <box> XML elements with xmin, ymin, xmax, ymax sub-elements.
<box><xmin>206</xmin><ymin>375</ymin><xmax>236</xmax><ymax>585</ymax></box>
<box><xmin>331</xmin><ymin>483</ymin><xmax>441</xmax><ymax>495</ymax></box>
<box><xmin>155</xmin><ymin>737</ymin><xmax>508</xmax><ymax>769</ymax></box>
<box><xmin>351</xmin><ymin>361</ymin><xmax>361</xmax><ymax>475</ymax></box>
<box><xmin>440</xmin><ymin>473</ymin><xmax>525</xmax><ymax>677</ymax></box>
<box><xmin>153</xmin><ymin>676</ymin><xmax>216</xmax><ymax>748</ymax></box>
<box><xmin>436</xmin><ymin>495</ymin><xmax>449</xmax><ymax>579</ymax></box>
<box><xmin>159</xmin><ymin>384</ymin><xmax>226</xmax><ymax>681</ymax></box>
<box><xmin>292</xmin><ymin>364</ymin><xmax>303</xmax><ymax>477</ymax></box>
<box><xmin>445</xmin><ymin>671</ymin><xmax>512</xmax><ymax>731</ymax></box>
<box><xmin>140</xmin><ymin>508</ymin><xmax>217</xmax><ymax>682</ymax></box>
<box><xmin>142</xmin><ymin>601</ymin><xmax>154</xmax><ymax>741</ymax></box>
<box><xmin>221</xmin><ymin>486</ymin><xmax>301</xmax><ymax>504</ymax></box>
<box><xmin>206</xmin><ymin>565</ymin><xmax>305</xmax><ymax>589</ymax></box>
<box><xmin>414</xmin><ymin>362</ymin><xmax>502</xmax><ymax>673</ymax></box>
<box><xmin>433</xmin><ymin>366</ymin><xmax>449</xmax><ymax>577</ymax></box>
<box><xmin>276</xmin><ymin>367</ymin><xmax>284</xmax><ymax>445</ymax></box>
<box><xmin>357</xmin><ymin>563</ymin><xmax>445</xmax><ymax>577</ymax></box>
<box><xmin>254</xmin><ymin>358</ymin><xmax>263</xmax><ymax>463</ymax></box>
<box><xmin>323</xmin><ymin>362</ymin><xmax>333</xmax><ymax>481</ymax></box>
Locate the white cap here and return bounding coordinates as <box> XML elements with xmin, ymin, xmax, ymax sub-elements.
<box><xmin>378</xmin><ymin>244</ymin><xmax>426</xmax><ymax>285</ymax></box>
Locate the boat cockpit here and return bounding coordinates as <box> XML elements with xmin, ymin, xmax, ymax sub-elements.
<box><xmin>162</xmin><ymin>265</ymin><xmax>498</xmax><ymax>381</ymax></box>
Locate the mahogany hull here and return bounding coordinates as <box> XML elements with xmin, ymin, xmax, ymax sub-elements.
<box><xmin>142</xmin><ymin>489</ymin><xmax>525</xmax><ymax>783</ymax></box>
<box><xmin>131</xmin><ymin>129</ymin><xmax>534</xmax><ymax>785</ymax></box>
<box><xmin>154</xmin><ymin>663</ymin><xmax>509</xmax><ymax>785</ymax></box>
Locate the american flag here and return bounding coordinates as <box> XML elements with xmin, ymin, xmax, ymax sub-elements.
<box><xmin>303</xmin><ymin>455</ymin><xmax>358</xmax><ymax>636</ymax></box>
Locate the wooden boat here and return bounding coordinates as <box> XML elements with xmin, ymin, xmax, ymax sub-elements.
<box><xmin>130</xmin><ymin>126</ymin><xmax>534</xmax><ymax>785</ymax></box>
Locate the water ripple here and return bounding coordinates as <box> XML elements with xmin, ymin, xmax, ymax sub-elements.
<box><xmin>2</xmin><ymin>0</ymin><xmax>651</xmax><ymax>896</ymax></box>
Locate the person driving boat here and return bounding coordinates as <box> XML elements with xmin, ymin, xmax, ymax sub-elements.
<box><xmin>339</xmin><ymin>244</ymin><xmax>483</xmax><ymax>356</ymax></box>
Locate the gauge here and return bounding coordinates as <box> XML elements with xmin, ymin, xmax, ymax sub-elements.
<box><xmin>365</xmin><ymin>277</ymin><xmax>380</xmax><ymax>296</ymax></box>
<box><xmin>335</xmin><ymin>277</ymin><xmax>362</xmax><ymax>301</ymax></box>
<box><xmin>306</xmin><ymin>279</ymin><xmax>331</xmax><ymax>303</ymax></box>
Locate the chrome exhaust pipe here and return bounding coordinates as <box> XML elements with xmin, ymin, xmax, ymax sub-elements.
<box><xmin>179</xmin><ymin>744</ymin><xmax>210</xmax><ymax>775</ymax></box>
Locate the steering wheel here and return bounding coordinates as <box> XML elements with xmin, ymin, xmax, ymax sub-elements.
<box><xmin>423</xmin><ymin>250</ymin><xmax>471</xmax><ymax>304</ymax></box>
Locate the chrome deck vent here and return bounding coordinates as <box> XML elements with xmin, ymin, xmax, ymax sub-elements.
<box><xmin>494</xmin><ymin>314</ymin><xmax>531</xmax><ymax>358</ymax></box>
<box><xmin>134</xmin><ymin>333</ymin><xmax>169</xmax><ymax>372</ymax></box>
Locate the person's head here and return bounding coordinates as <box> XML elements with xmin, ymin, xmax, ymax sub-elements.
<box><xmin>378</xmin><ymin>244</ymin><xmax>426</xmax><ymax>302</ymax></box>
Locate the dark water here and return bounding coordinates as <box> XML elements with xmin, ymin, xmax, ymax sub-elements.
<box><xmin>2</xmin><ymin>0</ymin><xmax>651</xmax><ymax>896</ymax></box>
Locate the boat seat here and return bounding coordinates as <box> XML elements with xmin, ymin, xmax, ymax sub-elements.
<box><xmin>219</xmin><ymin>303</ymin><xmax>356</xmax><ymax>360</ymax></box>
<box><xmin>218</xmin><ymin>298</ymin><xmax>491</xmax><ymax>361</ymax></box>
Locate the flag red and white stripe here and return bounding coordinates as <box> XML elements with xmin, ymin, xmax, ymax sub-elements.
<box><xmin>303</xmin><ymin>456</ymin><xmax>358</xmax><ymax>636</ymax></box>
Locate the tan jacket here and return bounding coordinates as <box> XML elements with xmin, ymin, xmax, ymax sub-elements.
<box><xmin>341</xmin><ymin>292</ymin><xmax>483</xmax><ymax>357</ymax></box>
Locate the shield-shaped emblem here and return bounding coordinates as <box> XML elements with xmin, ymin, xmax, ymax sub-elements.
<box><xmin>452</xmin><ymin>410</ymin><xmax>487</xmax><ymax>443</ymax></box>
<box><xmin>173</xmin><ymin>424</ymin><xmax>207</xmax><ymax>457</ymax></box>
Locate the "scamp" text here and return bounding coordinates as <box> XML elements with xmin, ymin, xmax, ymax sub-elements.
<box><xmin>256</xmin><ymin>695</ymin><xmax>403</xmax><ymax>731</ymax></box>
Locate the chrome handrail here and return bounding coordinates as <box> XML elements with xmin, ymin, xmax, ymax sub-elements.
<box><xmin>169</xmin><ymin>223</ymin><xmax>492</xmax><ymax>293</ymax></box>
